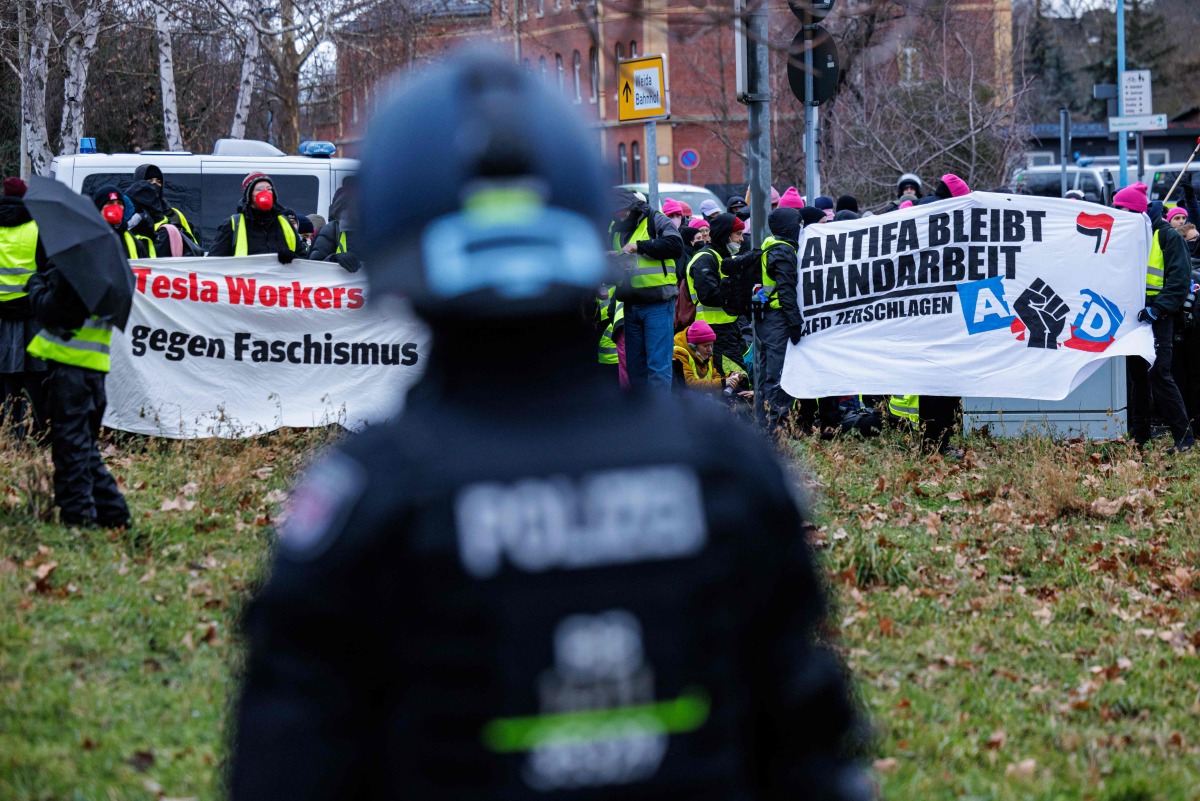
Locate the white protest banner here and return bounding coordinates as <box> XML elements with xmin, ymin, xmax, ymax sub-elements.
<box><xmin>103</xmin><ymin>256</ymin><xmax>429</xmax><ymax>438</ymax></box>
<box><xmin>781</xmin><ymin>193</ymin><xmax>1156</xmax><ymax>400</ymax></box>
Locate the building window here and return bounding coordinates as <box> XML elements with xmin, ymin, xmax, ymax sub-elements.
<box><xmin>898</xmin><ymin>45</ymin><xmax>922</xmax><ymax>86</ymax></box>
<box><xmin>631</xmin><ymin>141</ymin><xmax>641</xmax><ymax>182</ymax></box>
<box><xmin>536</xmin><ymin>0</ymin><xmax>544</xmax><ymax>15</ymax></box>
<box><xmin>615</xmin><ymin>43</ymin><xmax>623</xmax><ymax>61</ymax></box>
<box><xmin>553</xmin><ymin>0</ymin><xmax>561</xmax><ymax>11</ymax></box>
<box><xmin>629</xmin><ymin>40</ymin><xmax>637</xmax><ymax>57</ymax></box>
<box><xmin>518</xmin><ymin>0</ymin><xmax>526</xmax><ymax>20</ymax></box>
<box><xmin>573</xmin><ymin>51</ymin><xmax>582</xmax><ymax>102</ymax></box>
<box><xmin>618</xmin><ymin>144</ymin><xmax>628</xmax><ymax>184</ymax></box>
<box><xmin>589</xmin><ymin>47</ymin><xmax>599</xmax><ymax>102</ymax></box>
<box><xmin>539</xmin><ymin>55</ymin><xmax>547</xmax><ymax>82</ymax></box>
<box><xmin>556</xmin><ymin>54</ymin><xmax>564</xmax><ymax>92</ymax></box>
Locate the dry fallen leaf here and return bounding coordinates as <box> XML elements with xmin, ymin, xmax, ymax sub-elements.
<box><xmin>128</xmin><ymin>750</ymin><xmax>156</xmax><ymax>772</ymax></box>
<box><xmin>873</xmin><ymin>757</ymin><xmax>899</xmax><ymax>774</ymax></box>
<box><xmin>1005</xmin><ymin>758</ymin><xmax>1036</xmax><ymax>779</ymax></box>
<box><xmin>264</xmin><ymin>489</ymin><xmax>288</xmax><ymax>504</ymax></box>
<box><xmin>160</xmin><ymin>494</ymin><xmax>196</xmax><ymax>512</ymax></box>
<box><xmin>985</xmin><ymin>730</ymin><xmax>1007</xmax><ymax>750</ymax></box>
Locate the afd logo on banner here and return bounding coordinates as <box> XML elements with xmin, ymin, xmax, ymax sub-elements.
<box><xmin>958</xmin><ymin>278</ymin><xmax>1124</xmax><ymax>352</ymax></box>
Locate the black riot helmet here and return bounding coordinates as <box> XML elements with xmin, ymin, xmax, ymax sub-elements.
<box><xmin>357</xmin><ymin>48</ymin><xmax>612</xmax><ymax>320</ymax></box>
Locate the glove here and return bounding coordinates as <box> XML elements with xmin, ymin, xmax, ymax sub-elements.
<box><xmin>334</xmin><ymin>252</ymin><xmax>362</xmax><ymax>273</ymax></box>
<box><xmin>1137</xmin><ymin>307</ymin><xmax>1158</xmax><ymax>323</ymax></box>
<box><xmin>1182</xmin><ymin>181</ymin><xmax>1196</xmax><ymax>201</ymax></box>
<box><xmin>789</xmin><ymin>325</ymin><xmax>804</xmax><ymax>346</ymax></box>
<box><xmin>277</xmin><ymin>248</ymin><xmax>296</xmax><ymax>265</ymax></box>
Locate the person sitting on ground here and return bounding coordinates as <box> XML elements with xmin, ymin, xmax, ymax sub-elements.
<box><xmin>309</xmin><ymin>186</ymin><xmax>362</xmax><ymax>273</ymax></box>
<box><xmin>208</xmin><ymin>173</ymin><xmax>306</xmax><ymax>263</ymax></box>
<box><xmin>673</xmin><ymin>320</ymin><xmax>744</xmax><ymax>396</ymax></box>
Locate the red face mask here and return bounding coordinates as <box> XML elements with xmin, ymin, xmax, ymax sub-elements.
<box><xmin>102</xmin><ymin>202</ymin><xmax>123</xmax><ymax>225</ymax></box>
<box><xmin>254</xmin><ymin>189</ymin><xmax>274</xmax><ymax>211</ymax></box>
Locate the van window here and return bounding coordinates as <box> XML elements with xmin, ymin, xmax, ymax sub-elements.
<box><xmin>1015</xmin><ymin>170</ymin><xmax>1065</xmax><ymax>198</ymax></box>
<box><xmin>81</xmin><ymin>172</ymin><xmax>203</xmax><ymax>244</ymax></box>
<box><xmin>200</xmin><ymin>174</ymin><xmax>319</xmax><ymax>251</ymax></box>
<box><xmin>1078</xmin><ymin>173</ymin><xmax>1101</xmax><ymax>203</ymax></box>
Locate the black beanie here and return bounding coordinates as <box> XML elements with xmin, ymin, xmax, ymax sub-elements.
<box><xmin>835</xmin><ymin>194</ymin><xmax>859</xmax><ymax>213</ymax></box>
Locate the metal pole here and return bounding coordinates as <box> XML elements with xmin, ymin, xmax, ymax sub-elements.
<box><xmin>1136</xmin><ymin>132</ymin><xmax>1145</xmax><ymax>185</ymax></box>
<box><xmin>746</xmin><ymin>0</ymin><xmax>771</xmax><ymax>427</ymax></box>
<box><xmin>747</xmin><ymin>0</ymin><xmax>771</xmax><ymax>247</ymax></box>
<box><xmin>646</xmin><ymin>121</ymin><xmax>659</xmax><ymax>210</ymax></box>
<box><xmin>1059</xmin><ymin>108</ymin><xmax>1070</xmax><ymax>196</ymax></box>
<box><xmin>1117</xmin><ymin>0</ymin><xmax>1128</xmax><ymax>187</ymax></box>
<box><xmin>804</xmin><ymin>22</ymin><xmax>817</xmax><ymax>203</ymax></box>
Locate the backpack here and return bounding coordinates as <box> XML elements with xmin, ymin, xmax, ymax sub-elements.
<box><xmin>718</xmin><ymin>247</ymin><xmax>764</xmax><ymax>317</ymax></box>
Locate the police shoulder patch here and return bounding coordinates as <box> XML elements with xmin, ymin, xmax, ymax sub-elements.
<box><xmin>278</xmin><ymin>452</ymin><xmax>368</xmax><ymax>561</ymax></box>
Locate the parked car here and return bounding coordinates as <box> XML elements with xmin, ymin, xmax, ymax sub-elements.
<box><xmin>50</xmin><ymin>139</ymin><xmax>358</xmax><ymax>252</ymax></box>
<box><xmin>1011</xmin><ymin>164</ymin><xmax>1116</xmax><ymax>205</ymax></box>
<box><xmin>618</xmin><ymin>182</ymin><xmax>724</xmax><ymax>215</ymax></box>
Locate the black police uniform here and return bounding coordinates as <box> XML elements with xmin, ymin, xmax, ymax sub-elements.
<box><xmin>231</xmin><ymin>315</ymin><xmax>869</xmax><ymax>801</ymax></box>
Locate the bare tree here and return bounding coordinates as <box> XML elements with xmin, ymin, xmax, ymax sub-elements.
<box><xmin>229</xmin><ymin>17</ymin><xmax>261</xmax><ymax>139</ymax></box>
<box><xmin>155</xmin><ymin>0</ymin><xmax>184</xmax><ymax>150</ymax></box>
<box><xmin>17</xmin><ymin>0</ymin><xmax>54</xmax><ymax>175</ymax></box>
<box><xmin>56</xmin><ymin>0</ymin><xmax>108</xmax><ymax>157</ymax></box>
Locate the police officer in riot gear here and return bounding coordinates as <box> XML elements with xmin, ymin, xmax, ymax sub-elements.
<box><xmin>230</xmin><ymin>48</ymin><xmax>870</xmax><ymax>801</ymax></box>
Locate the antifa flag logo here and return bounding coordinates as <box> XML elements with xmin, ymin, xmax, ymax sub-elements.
<box><xmin>1076</xmin><ymin>212</ymin><xmax>1114</xmax><ymax>254</ymax></box>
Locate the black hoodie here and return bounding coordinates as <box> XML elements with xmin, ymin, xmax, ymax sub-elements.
<box><xmin>1149</xmin><ymin>207</ymin><xmax>1191</xmax><ymax>316</ymax></box>
<box><xmin>134</xmin><ymin>163</ymin><xmax>200</xmax><ymax>249</ymax></box>
<box><xmin>764</xmin><ymin>207</ymin><xmax>804</xmax><ymax>331</ymax></box>
<box><xmin>310</xmin><ymin>186</ymin><xmax>354</xmax><ymax>262</ymax></box>
<box><xmin>688</xmin><ymin>213</ymin><xmax>737</xmax><ymax>311</ymax></box>
<box><xmin>0</xmin><ymin>197</ymin><xmax>47</xmax><ymax>319</ymax></box>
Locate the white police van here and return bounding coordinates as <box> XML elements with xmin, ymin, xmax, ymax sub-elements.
<box><xmin>49</xmin><ymin>139</ymin><xmax>358</xmax><ymax>252</ymax></box>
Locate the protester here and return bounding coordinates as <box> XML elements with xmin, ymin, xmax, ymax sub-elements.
<box><xmin>673</xmin><ymin>319</ymin><xmax>743</xmax><ymax>395</ymax></box>
<box><xmin>662</xmin><ymin>197</ymin><xmax>685</xmax><ymax>229</ymax></box>
<box><xmin>778</xmin><ymin>186</ymin><xmax>805</xmax><ymax>209</ymax></box>
<box><xmin>134</xmin><ymin>163</ymin><xmax>200</xmax><ymax>250</ymax></box>
<box><xmin>933</xmin><ymin>173</ymin><xmax>971</xmax><ymax>199</ymax></box>
<box><xmin>307</xmin><ymin>213</ymin><xmax>326</xmax><ymax>234</ymax></box>
<box><xmin>309</xmin><ymin>186</ymin><xmax>362</xmax><ymax>272</ymax></box>
<box><xmin>1114</xmin><ymin>182</ymin><xmax>1194</xmax><ymax>451</ymax></box>
<box><xmin>727</xmin><ymin>195</ymin><xmax>748</xmax><ymax>219</ymax></box>
<box><xmin>1064</xmin><ymin>189</ymin><xmax>1086</xmax><ymax>201</ymax></box>
<box><xmin>836</xmin><ymin>194</ymin><xmax>859</xmax><ymax>214</ymax></box>
<box><xmin>230</xmin><ymin>48</ymin><xmax>868</xmax><ymax>801</ymax></box>
<box><xmin>94</xmin><ymin>186</ymin><xmax>156</xmax><ymax>259</ymax></box>
<box><xmin>297</xmin><ymin>216</ymin><xmax>315</xmax><ymax>248</ymax></box>
<box><xmin>1168</xmin><ymin>206</ymin><xmax>1188</xmax><ymax>231</ymax></box>
<box><xmin>814</xmin><ymin>195</ymin><xmax>835</xmax><ymax>221</ymax></box>
<box><xmin>678</xmin><ymin>200</ymin><xmax>693</xmax><ymax>221</ymax></box>
<box><xmin>687</xmin><ymin>212</ymin><xmax>746</xmax><ymax>373</ymax></box>
<box><xmin>124</xmin><ymin>180</ymin><xmax>175</xmax><ymax>256</ymax></box>
<box><xmin>0</xmin><ymin>177</ymin><xmax>47</xmax><ymax>435</ymax></box>
<box><xmin>699</xmin><ymin>198</ymin><xmax>721</xmax><ymax>220</ymax></box>
<box><xmin>23</xmin><ymin>251</ymin><xmax>131</xmax><ymax>529</ymax></box>
<box><xmin>754</xmin><ymin>206</ymin><xmax>803</xmax><ymax>431</ymax></box>
<box><xmin>799</xmin><ymin>206</ymin><xmax>825</xmax><ymax>228</ymax></box>
<box><xmin>896</xmin><ymin>173</ymin><xmax>921</xmax><ymax>204</ymax></box>
<box><xmin>208</xmin><ymin>172</ymin><xmax>306</xmax><ymax>262</ymax></box>
<box><xmin>610</xmin><ymin>187</ymin><xmax>683</xmax><ymax>391</ymax></box>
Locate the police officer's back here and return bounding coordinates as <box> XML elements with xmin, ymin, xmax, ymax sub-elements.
<box><xmin>230</xmin><ymin>50</ymin><xmax>868</xmax><ymax>801</ymax></box>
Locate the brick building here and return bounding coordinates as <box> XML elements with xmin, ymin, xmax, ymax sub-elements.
<box><xmin>334</xmin><ymin>0</ymin><xmax>1015</xmax><ymax>196</ymax></box>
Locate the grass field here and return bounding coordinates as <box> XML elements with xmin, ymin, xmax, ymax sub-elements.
<box><xmin>1</xmin><ymin>425</ymin><xmax>1197</xmax><ymax>800</ymax></box>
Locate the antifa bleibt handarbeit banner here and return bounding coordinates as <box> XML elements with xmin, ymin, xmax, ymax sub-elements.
<box><xmin>103</xmin><ymin>256</ymin><xmax>429</xmax><ymax>438</ymax></box>
<box><xmin>780</xmin><ymin>193</ymin><xmax>1157</xmax><ymax>401</ymax></box>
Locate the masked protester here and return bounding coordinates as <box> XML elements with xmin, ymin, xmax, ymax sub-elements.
<box><xmin>686</xmin><ymin>212</ymin><xmax>747</xmax><ymax>375</ymax></box>
<box><xmin>230</xmin><ymin>47</ymin><xmax>870</xmax><ymax>801</ymax></box>
<box><xmin>207</xmin><ymin>172</ymin><xmax>305</xmax><ymax>262</ymax></box>
<box><xmin>309</xmin><ymin>184</ymin><xmax>362</xmax><ymax>273</ymax></box>
<box><xmin>123</xmin><ymin>181</ymin><xmax>174</xmax><ymax>258</ymax></box>
<box><xmin>94</xmin><ymin>185</ymin><xmax>157</xmax><ymax>260</ymax></box>
<box><xmin>134</xmin><ymin>163</ymin><xmax>200</xmax><ymax>250</ymax></box>
<box><xmin>754</xmin><ymin>207</ymin><xmax>804</xmax><ymax>431</ymax></box>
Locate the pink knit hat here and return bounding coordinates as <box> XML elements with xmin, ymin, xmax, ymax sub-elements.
<box><xmin>1167</xmin><ymin>206</ymin><xmax>1188</xmax><ymax>221</ymax></box>
<box><xmin>778</xmin><ymin>187</ymin><xmax>805</xmax><ymax>209</ymax></box>
<box><xmin>686</xmin><ymin>320</ymin><xmax>717</xmax><ymax>343</ymax></box>
<box><xmin>679</xmin><ymin>201</ymin><xmax>692</xmax><ymax>217</ymax></box>
<box><xmin>769</xmin><ymin>186</ymin><xmax>781</xmax><ymax>205</ymax></box>
<box><xmin>940</xmin><ymin>173</ymin><xmax>970</xmax><ymax>198</ymax></box>
<box><xmin>898</xmin><ymin>200</ymin><xmax>914</xmax><ymax>209</ymax></box>
<box><xmin>1113</xmin><ymin>182</ymin><xmax>1149</xmax><ymax>214</ymax></box>
<box><xmin>662</xmin><ymin>198</ymin><xmax>683</xmax><ymax>216</ymax></box>
<box><xmin>688</xmin><ymin>218</ymin><xmax>710</xmax><ymax>229</ymax></box>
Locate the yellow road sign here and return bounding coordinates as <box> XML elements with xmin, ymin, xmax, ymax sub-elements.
<box><xmin>617</xmin><ymin>55</ymin><xmax>669</xmax><ymax>122</ymax></box>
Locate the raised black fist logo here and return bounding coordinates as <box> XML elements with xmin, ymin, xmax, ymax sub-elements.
<box><xmin>1014</xmin><ymin>278</ymin><xmax>1069</xmax><ymax>349</ymax></box>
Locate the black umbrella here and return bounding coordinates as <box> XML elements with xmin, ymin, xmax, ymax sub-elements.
<box><xmin>22</xmin><ymin>176</ymin><xmax>135</xmax><ymax>330</ymax></box>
